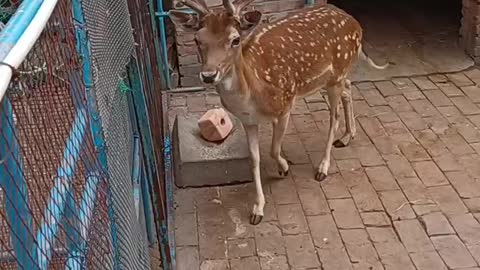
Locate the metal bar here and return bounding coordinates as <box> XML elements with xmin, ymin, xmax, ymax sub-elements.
<box><xmin>140</xmin><ymin>161</ymin><xmax>155</xmax><ymax>244</ymax></box>
<box><xmin>66</xmin><ymin>174</ymin><xmax>100</xmax><ymax>270</ymax></box>
<box><xmin>0</xmin><ymin>0</ymin><xmax>44</xmax><ymax>59</ymax></box>
<box><xmin>305</xmin><ymin>0</ymin><xmax>315</xmax><ymax>6</ymax></box>
<box><xmin>0</xmin><ymin>98</ymin><xmax>36</xmax><ymax>269</ymax></box>
<box><xmin>132</xmin><ymin>134</ymin><xmax>141</xmax><ymax>219</ymax></box>
<box><xmin>35</xmin><ymin>108</ymin><xmax>87</xmax><ymax>269</ymax></box>
<box><xmin>161</xmin><ymin>91</ymin><xmax>176</xmax><ymax>270</ymax></box>
<box><xmin>148</xmin><ymin>0</ymin><xmax>168</xmax><ymax>89</ymax></box>
<box><xmin>156</xmin><ymin>0</ymin><xmax>172</xmax><ymax>89</ymax></box>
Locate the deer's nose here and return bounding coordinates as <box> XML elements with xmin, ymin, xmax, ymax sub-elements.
<box><xmin>200</xmin><ymin>70</ymin><xmax>218</xmax><ymax>84</ymax></box>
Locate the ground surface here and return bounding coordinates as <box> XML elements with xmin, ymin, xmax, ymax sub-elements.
<box><xmin>333</xmin><ymin>0</ymin><xmax>474</xmax><ymax>81</ymax></box>
<box><xmin>171</xmin><ymin>67</ymin><xmax>480</xmax><ymax>270</ymax></box>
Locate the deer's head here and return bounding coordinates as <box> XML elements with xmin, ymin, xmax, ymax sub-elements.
<box><xmin>170</xmin><ymin>0</ymin><xmax>262</xmax><ymax>84</ymax></box>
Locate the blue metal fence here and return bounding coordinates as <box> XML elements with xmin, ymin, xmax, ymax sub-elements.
<box><xmin>0</xmin><ymin>0</ymin><xmax>174</xmax><ymax>268</ymax></box>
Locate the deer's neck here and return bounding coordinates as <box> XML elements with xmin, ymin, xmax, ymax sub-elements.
<box><xmin>220</xmin><ymin>49</ymin><xmax>255</xmax><ymax>96</ymax></box>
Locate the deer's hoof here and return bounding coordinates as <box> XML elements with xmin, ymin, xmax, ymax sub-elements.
<box><xmin>250</xmin><ymin>214</ymin><xmax>263</xmax><ymax>225</ymax></box>
<box><xmin>278</xmin><ymin>169</ymin><xmax>289</xmax><ymax>177</ymax></box>
<box><xmin>333</xmin><ymin>139</ymin><xmax>347</xmax><ymax>148</ymax></box>
<box><xmin>315</xmin><ymin>172</ymin><xmax>328</xmax><ymax>182</ymax></box>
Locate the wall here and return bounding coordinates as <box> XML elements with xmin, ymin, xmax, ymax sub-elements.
<box><xmin>461</xmin><ymin>0</ymin><xmax>480</xmax><ymax>63</ymax></box>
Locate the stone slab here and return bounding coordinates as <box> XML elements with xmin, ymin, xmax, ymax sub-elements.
<box><xmin>173</xmin><ymin>113</ymin><xmax>252</xmax><ymax>187</ymax></box>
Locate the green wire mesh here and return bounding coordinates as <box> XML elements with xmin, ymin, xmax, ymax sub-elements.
<box><xmin>0</xmin><ymin>0</ymin><xmax>20</xmax><ymax>24</ymax></box>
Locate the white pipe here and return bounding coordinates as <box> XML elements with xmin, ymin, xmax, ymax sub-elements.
<box><xmin>0</xmin><ymin>0</ymin><xmax>59</xmax><ymax>102</ymax></box>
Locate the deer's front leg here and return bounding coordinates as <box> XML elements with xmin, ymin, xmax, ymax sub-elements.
<box><xmin>244</xmin><ymin>124</ymin><xmax>265</xmax><ymax>225</ymax></box>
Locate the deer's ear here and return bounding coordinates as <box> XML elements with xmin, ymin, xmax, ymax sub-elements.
<box><xmin>239</xmin><ymin>10</ymin><xmax>262</xmax><ymax>32</ymax></box>
<box><xmin>170</xmin><ymin>10</ymin><xmax>201</xmax><ymax>32</ymax></box>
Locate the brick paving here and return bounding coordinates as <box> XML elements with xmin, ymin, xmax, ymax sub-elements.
<box><xmin>171</xmin><ymin>68</ymin><xmax>480</xmax><ymax>270</ymax></box>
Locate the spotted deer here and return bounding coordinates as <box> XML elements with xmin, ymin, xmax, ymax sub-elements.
<box><xmin>170</xmin><ymin>0</ymin><xmax>388</xmax><ymax>225</ymax></box>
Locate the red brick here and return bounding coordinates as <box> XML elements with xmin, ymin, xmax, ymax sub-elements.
<box><xmin>438</xmin><ymin>82</ymin><xmax>464</xmax><ymax>97</ymax></box>
<box><xmin>445</xmin><ymin>170</ymin><xmax>480</xmax><ymax>198</ymax></box>
<box><xmin>339</xmin><ymin>229</ymin><xmax>384</xmax><ymax>270</ymax></box>
<box><xmin>438</xmin><ymin>105</ymin><xmax>468</xmax><ymax>124</ymax></box>
<box><xmin>464</xmin><ymin>69</ymin><xmax>480</xmax><ymax>84</ymax></box>
<box><xmin>423</xmin><ymin>90</ymin><xmax>453</xmax><ymax>107</ymax></box>
<box><xmin>450</xmin><ymin>214</ymin><xmax>480</xmax><ymax>264</ymax></box>
<box><xmin>424</xmin><ymin>115</ymin><xmax>450</xmax><ymax>135</ymax></box>
<box><xmin>329</xmin><ymin>198</ymin><xmax>364</xmax><ymax>229</ymax></box>
<box><xmin>291</xmin><ymin>99</ymin><xmax>309</xmax><ymax>115</ymax></box>
<box><xmin>395</xmin><ymin>176</ymin><xmax>431</xmax><ymax>204</ymax></box>
<box><xmin>283</xmin><ymin>134</ymin><xmax>311</xmax><ymax>164</ymax></box>
<box><xmin>200</xmin><ymin>260</ymin><xmax>229</xmax><ymax>270</ymax></box>
<box><xmin>362</xmin><ymin>89</ymin><xmax>388</xmax><ymax>106</ymax></box>
<box><xmin>431</xmin><ymin>235</ymin><xmax>477</xmax><ymax>269</ymax></box>
<box><xmin>454</xmin><ymin>121</ymin><xmax>480</xmax><ymax>143</ymax></box>
<box><xmin>386</xmin><ymin>95</ymin><xmax>414</xmax><ymax>112</ymax></box>
<box><xmin>447</xmin><ymin>72</ymin><xmax>474</xmax><ymax>87</ymax></box>
<box><xmin>413</xmin><ymin>161</ymin><xmax>448</xmax><ymax>187</ymax></box>
<box><xmin>360</xmin><ymin>212</ymin><xmax>391</xmax><ymax>227</ymax></box>
<box><xmin>373</xmin><ymin>136</ymin><xmax>401</xmax><ymax>155</ymax></box>
<box><xmin>427</xmin><ymin>185</ymin><xmax>468</xmax><ymax>216</ymax></box>
<box><xmin>451</xmin><ymin>96</ymin><xmax>480</xmax><ymax>115</ymax></box>
<box><xmin>277</xmin><ymin>204</ymin><xmax>309</xmax><ymax>235</ymax></box>
<box><xmin>464</xmin><ymin>198</ymin><xmax>480</xmax><ymax>212</ymax></box>
<box><xmin>374</xmin><ymin>80</ymin><xmax>399</xmax><ymax>96</ymax></box>
<box><xmin>384</xmin><ymin>154</ymin><xmax>416</xmax><ymax>179</ymax></box>
<box><xmin>358</xmin><ymin>117</ymin><xmax>388</xmax><ymax>138</ymax></box>
<box><xmin>228</xmin><ymin>238</ymin><xmax>256</xmax><ymax>259</ymax></box>
<box><xmin>461</xmin><ymin>85</ymin><xmax>480</xmax><ymax>103</ymax></box>
<box><xmin>270</xmin><ymin>176</ymin><xmax>300</xmax><ymax>205</ymax></box>
<box><xmin>365</xmin><ymin>166</ymin><xmax>400</xmax><ymax>191</ymax></box>
<box><xmin>176</xmin><ymin>212</ymin><xmax>198</xmax><ymax>246</ymax></box>
<box><xmin>198</xmin><ymin>205</ymin><xmax>228</xmax><ymax>259</ymax></box>
<box><xmin>409</xmin><ymin>251</ymin><xmax>447</xmax><ymax>270</ymax></box>
<box><xmin>410</xmin><ymin>99</ymin><xmax>439</xmax><ymax>118</ymax></box>
<box><xmin>399</xmin><ymin>142</ymin><xmax>431</xmax><ymax>162</ymax></box>
<box><xmin>412</xmin><ymin>76</ymin><xmax>438</xmax><ymax>90</ymax></box>
<box><xmin>420</xmin><ymin>212</ymin><xmax>455</xmax><ymax>236</ymax></box>
<box><xmin>291</xmin><ymin>114</ymin><xmax>318</xmax><ymax>133</ymax></box>
<box><xmin>304</xmin><ymin>91</ymin><xmax>324</xmax><ymax>103</ymax></box>
<box><xmin>356</xmin><ymin>82</ymin><xmax>375</xmax><ymax>90</ymax></box>
<box><xmin>307</xmin><ymin>102</ymin><xmax>328</xmax><ymax>112</ymax></box>
<box><xmin>439</xmin><ymin>130</ymin><xmax>476</xmax><ymax>156</ymax></box>
<box><xmin>354</xmin><ymin>100</ymin><xmax>374</xmax><ymax>117</ymax></box>
<box><xmin>337</xmin><ymin>160</ymin><xmax>383</xmax><ymax>212</ymax></box>
<box><xmin>383</xmin><ymin>121</ymin><xmax>416</xmax><ymax>144</ymax></box>
<box><xmin>469</xmin><ymin>115</ymin><xmax>480</xmax><ymax>128</ymax></box>
<box><xmin>412</xmin><ymin>129</ymin><xmax>449</xmax><ymax>157</ymax></box>
<box><xmin>291</xmin><ymin>165</ymin><xmax>330</xmax><ymax>216</ymax></box>
<box><xmin>404</xmin><ymin>90</ymin><xmax>426</xmax><ymax>101</ymax></box>
<box><xmin>366</xmin><ymin>227</ymin><xmax>416</xmax><ymax>270</ymax></box>
<box><xmin>259</xmin><ymin>256</ymin><xmax>289</xmax><ymax>270</ymax></box>
<box><xmin>394</xmin><ymin>219</ymin><xmax>435</xmax><ymax>253</ymax></box>
<box><xmin>392</xmin><ymin>78</ymin><xmax>418</xmax><ymax>92</ymax></box>
<box><xmin>457</xmin><ymin>154</ymin><xmax>480</xmax><ymax>179</ymax></box>
<box><xmin>429</xmin><ymin>75</ymin><xmax>448</xmax><ymax>83</ymax></box>
<box><xmin>254</xmin><ymin>222</ymin><xmax>286</xmax><ymax>256</ymax></box>
<box><xmin>351</xmin><ymin>85</ymin><xmax>364</xmax><ymax>101</ymax></box>
<box><xmin>285</xmin><ymin>234</ymin><xmax>320</xmax><ymax>269</ymax></box>
<box><xmin>307</xmin><ymin>215</ymin><xmax>353</xmax><ymax>270</ymax></box>
<box><xmin>230</xmin><ymin>257</ymin><xmax>260</xmax><ymax>270</ymax></box>
<box><xmin>177</xmin><ymin>246</ymin><xmax>200</xmax><ymax>270</ymax></box>
<box><xmin>320</xmin><ymin>173</ymin><xmax>351</xmax><ymax>199</ymax></box>
<box><xmin>379</xmin><ymin>190</ymin><xmax>416</xmax><ymax>220</ymax></box>
<box><xmin>398</xmin><ymin>111</ymin><xmax>428</xmax><ymax>131</ymax></box>
<box><xmin>433</xmin><ymin>152</ymin><xmax>463</xmax><ymax>172</ymax></box>
<box><xmin>354</xmin><ymin>145</ymin><xmax>385</xmax><ymax>167</ymax></box>
<box><xmin>372</xmin><ymin>106</ymin><xmax>400</xmax><ymax>123</ymax></box>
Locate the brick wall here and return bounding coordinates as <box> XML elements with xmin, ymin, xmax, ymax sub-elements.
<box><xmin>174</xmin><ymin>0</ymin><xmax>326</xmax><ymax>87</ymax></box>
<box><xmin>461</xmin><ymin>0</ymin><xmax>480</xmax><ymax>63</ymax></box>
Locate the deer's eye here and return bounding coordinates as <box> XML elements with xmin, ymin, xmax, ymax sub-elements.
<box><xmin>231</xmin><ymin>37</ymin><xmax>241</xmax><ymax>48</ymax></box>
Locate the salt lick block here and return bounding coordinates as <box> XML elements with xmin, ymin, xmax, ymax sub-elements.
<box><xmin>173</xmin><ymin>113</ymin><xmax>252</xmax><ymax>188</ymax></box>
<box><xmin>198</xmin><ymin>108</ymin><xmax>233</xmax><ymax>142</ymax></box>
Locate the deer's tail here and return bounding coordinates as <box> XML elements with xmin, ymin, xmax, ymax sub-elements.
<box><xmin>358</xmin><ymin>46</ymin><xmax>390</xmax><ymax>70</ymax></box>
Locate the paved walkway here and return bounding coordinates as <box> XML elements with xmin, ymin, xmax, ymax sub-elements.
<box><xmin>171</xmin><ymin>68</ymin><xmax>480</xmax><ymax>270</ymax></box>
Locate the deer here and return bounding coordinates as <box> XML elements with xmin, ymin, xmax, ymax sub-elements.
<box><xmin>170</xmin><ymin>0</ymin><xmax>388</xmax><ymax>225</ymax></box>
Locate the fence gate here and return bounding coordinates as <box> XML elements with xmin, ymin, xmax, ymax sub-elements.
<box><xmin>0</xmin><ymin>0</ymin><xmax>174</xmax><ymax>269</ymax></box>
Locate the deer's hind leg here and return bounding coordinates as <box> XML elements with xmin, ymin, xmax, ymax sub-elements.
<box><xmin>334</xmin><ymin>79</ymin><xmax>356</xmax><ymax>148</ymax></box>
<box><xmin>271</xmin><ymin>112</ymin><xmax>291</xmax><ymax>177</ymax></box>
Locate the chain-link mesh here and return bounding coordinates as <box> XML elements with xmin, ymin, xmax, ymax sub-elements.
<box><xmin>0</xmin><ymin>0</ymin><xmax>19</xmax><ymax>24</ymax></box>
<box><xmin>0</xmin><ymin>0</ymin><xmax>155</xmax><ymax>268</ymax></box>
